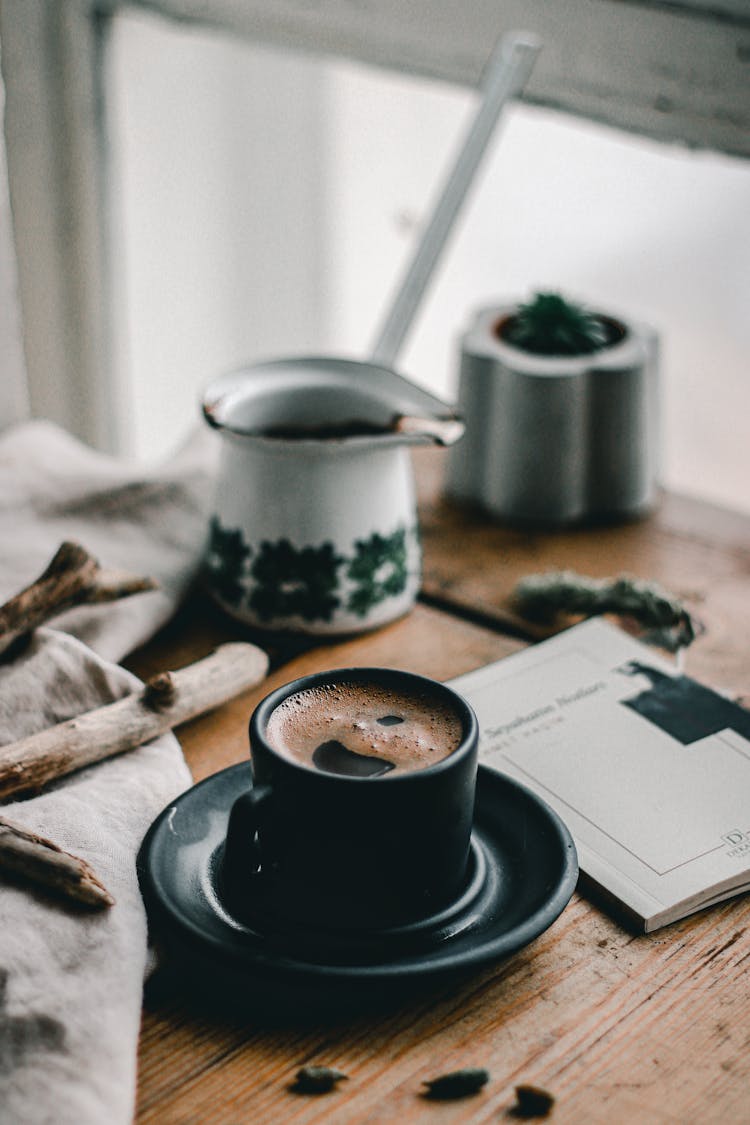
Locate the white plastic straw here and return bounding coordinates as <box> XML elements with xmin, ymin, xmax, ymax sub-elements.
<box><xmin>369</xmin><ymin>31</ymin><xmax>541</xmax><ymax>369</ymax></box>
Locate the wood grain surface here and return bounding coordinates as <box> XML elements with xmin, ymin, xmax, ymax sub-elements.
<box><xmin>130</xmin><ymin>456</ymin><xmax>750</xmax><ymax>1124</ymax></box>
<box><xmin>417</xmin><ymin>449</ymin><xmax>750</xmax><ymax>700</ymax></box>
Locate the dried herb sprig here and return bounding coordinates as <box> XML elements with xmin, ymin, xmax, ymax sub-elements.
<box><xmin>512</xmin><ymin>1083</ymin><xmax>555</xmax><ymax>1117</ymax></box>
<box><xmin>291</xmin><ymin>1065</ymin><xmax>349</xmax><ymax>1094</ymax></box>
<box><xmin>422</xmin><ymin>1067</ymin><xmax>490</xmax><ymax>1099</ymax></box>
<box><xmin>512</xmin><ymin>570</ymin><xmax>698</xmax><ymax>653</ymax></box>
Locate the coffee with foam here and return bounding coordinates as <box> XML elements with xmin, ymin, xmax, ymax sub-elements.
<box><xmin>265</xmin><ymin>680</ymin><xmax>463</xmax><ymax>778</ymax></box>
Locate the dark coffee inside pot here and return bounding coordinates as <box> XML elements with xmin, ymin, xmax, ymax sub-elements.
<box><xmin>265</xmin><ymin>680</ymin><xmax>463</xmax><ymax>778</ymax></box>
<box><xmin>260</xmin><ymin>420</ymin><xmax>390</xmax><ymax>441</ymax></box>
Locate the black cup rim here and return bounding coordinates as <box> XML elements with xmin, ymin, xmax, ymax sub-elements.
<box><xmin>250</xmin><ymin>666</ymin><xmax>478</xmax><ymax>785</ymax></box>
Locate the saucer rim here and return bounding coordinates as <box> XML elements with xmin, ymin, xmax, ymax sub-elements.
<box><xmin>137</xmin><ymin>763</ymin><xmax>578</xmax><ymax>985</ymax></box>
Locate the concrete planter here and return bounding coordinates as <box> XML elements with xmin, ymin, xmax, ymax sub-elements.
<box><xmin>446</xmin><ymin>302</ymin><xmax>660</xmax><ymax>525</ymax></box>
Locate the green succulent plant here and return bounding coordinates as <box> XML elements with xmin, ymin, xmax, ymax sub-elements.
<box><xmin>502</xmin><ymin>292</ymin><xmax>611</xmax><ymax>356</ymax></box>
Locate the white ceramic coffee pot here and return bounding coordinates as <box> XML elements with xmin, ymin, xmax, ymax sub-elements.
<box><xmin>202</xmin><ymin>357</ymin><xmax>462</xmax><ymax>634</ymax></box>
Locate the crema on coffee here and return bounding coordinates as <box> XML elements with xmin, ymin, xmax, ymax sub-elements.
<box><xmin>265</xmin><ymin>680</ymin><xmax>463</xmax><ymax>778</ymax></box>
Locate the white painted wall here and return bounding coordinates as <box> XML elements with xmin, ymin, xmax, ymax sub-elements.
<box><xmin>109</xmin><ymin>12</ymin><xmax>330</xmax><ymax>461</ymax></box>
<box><xmin>110</xmin><ymin>14</ymin><xmax>750</xmax><ymax>511</ymax></box>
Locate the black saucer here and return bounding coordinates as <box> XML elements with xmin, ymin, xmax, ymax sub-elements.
<box><xmin>137</xmin><ymin>764</ymin><xmax>577</xmax><ymax>1012</ymax></box>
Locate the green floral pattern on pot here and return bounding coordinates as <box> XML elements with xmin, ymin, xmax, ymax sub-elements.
<box><xmin>205</xmin><ymin>518</ymin><xmax>418</xmax><ymax>626</ymax></box>
<box><xmin>205</xmin><ymin>517</ymin><xmax>252</xmax><ymax>607</ymax></box>
<box><xmin>249</xmin><ymin>539</ymin><xmax>344</xmax><ymax>623</ymax></box>
<box><xmin>346</xmin><ymin>529</ymin><xmax>408</xmax><ymax>616</ymax></box>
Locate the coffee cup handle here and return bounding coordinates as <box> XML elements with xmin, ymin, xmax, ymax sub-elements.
<box><xmin>221</xmin><ymin>784</ymin><xmax>272</xmax><ymax>891</ymax></box>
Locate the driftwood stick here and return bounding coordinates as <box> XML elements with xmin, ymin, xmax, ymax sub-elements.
<box><xmin>0</xmin><ymin>541</ymin><xmax>158</xmax><ymax>657</ymax></box>
<box><xmin>0</xmin><ymin>815</ymin><xmax>115</xmax><ymax>908</ymax></box>
<box><xmin>0</xmin><ymin>642</ymin><xmax>269</xmax><ymax>801</ymax></box>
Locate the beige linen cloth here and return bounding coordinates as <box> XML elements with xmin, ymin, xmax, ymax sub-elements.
<box><xmin>0</xmin><ymin>419</ymin><xmax>216</xmax><ymax>1124</ymax></box>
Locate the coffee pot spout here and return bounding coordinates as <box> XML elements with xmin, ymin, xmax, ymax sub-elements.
<box><xmin>393</xmin><ymin>414</ymin><xmax>465</xmax><ymax>447</ymax></box>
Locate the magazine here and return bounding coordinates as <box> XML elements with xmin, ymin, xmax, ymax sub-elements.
<box><xmin>450</xmin><ymin>618</ymin><xmax>750</xmax><ymax>931</ymax></box>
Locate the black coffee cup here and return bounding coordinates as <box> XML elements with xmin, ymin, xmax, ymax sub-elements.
<box><xmin>220</xmin><ymin>667</ymin><xmax>479</xmax><ymax>933</ymax></box>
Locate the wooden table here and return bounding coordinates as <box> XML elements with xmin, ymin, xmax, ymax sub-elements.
<box><xmin>129</xmin><ymin>450</ymin><xmax>750</xmax><ymax>1123</ymax></box>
